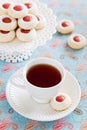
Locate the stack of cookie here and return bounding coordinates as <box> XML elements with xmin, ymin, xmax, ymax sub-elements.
<box><xmin>0</xmin><ymin>2</ymin><xmax>46</xmax><ymax>42</ymax></box>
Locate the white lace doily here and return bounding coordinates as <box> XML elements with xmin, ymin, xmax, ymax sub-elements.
<box><xmin>0</xmin><ymin>0</ymin><xmax>57</xmax><ymax>62</ymax></box>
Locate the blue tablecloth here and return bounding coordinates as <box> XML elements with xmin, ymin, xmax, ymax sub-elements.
<box><xmin>0</xmin><ymin>0</ymin><xmax>87</xmax><ymax>129</ymax></box>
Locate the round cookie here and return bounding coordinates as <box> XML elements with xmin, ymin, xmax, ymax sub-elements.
<box><xmin>0</xmin><ymin>14</ymin><xmax>17</xmax><ymax>31</ymax></box>
<box><xmin>0</xmin><ymin>30</ymin><xmax>15</xmax><ymax>42</ymax></box>
<box><xmin>35</xmin><ymin>14</ymin><xmax>46</xmax><ymax>30</ymax></box>
<box><xmin>68</xmin><ymin>33</ymin><xmax>87</xmax><ymax>49</ymax></box>
<box><xmin>0</xmin><ymin>2</ymin><xmax>11</xmax><ymax>14</ymax></box>
<box><xmin>18</xmin><ymin>14</ymin><xmax>38</xmax><ymax>29</ymax></box>
<box><xmin>50</xmin><ymin>93</ymin><xmax>71</xmax><ymax>111</ymax></box>
<box><xmin>57</xmin><ymin>19</ymin><xmax>75</xmax><ymax>34</ymax></box>
<box><xmin>8</xmin><ymin>3</ymin><xmax>28</xmax><ymax>18</ymax></box>
<box><xmin>24</xmin><ymin>1</ymin><xmax>38</xmax><ymax>15</ymax></box>
<box><xmin>16</xmin><ymin>28</ymin><xmax>37</xmax><ymax>42</ymax></box>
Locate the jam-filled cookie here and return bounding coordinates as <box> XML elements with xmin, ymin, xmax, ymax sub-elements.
<box><xmin>0</xmin><ymin>2</ymin><xmax>11</xmax><ymax>14</ymax></box>
<box><xmin>24</xmin><ymin>1</ymin><xmax>38</xmax><ymax>15</ymax></box>
<box><xmin>8</xmin><ymin>3</ymin><xmax>28</xmax><ymax>18</ymax></box>
<box><xmin>57</xmin><ymin>19</ymin><xmax>75</xmax><ymax>34</ymax></box>
<box><xmin>50</xmin><ymin>93</ymin><xmax>71</xmax><ymax>111</ymax></box>
<box><xmin>18</xmin><ymin>14</ymin><xmax>38</xmax><ymax>29</ymax></box>
<box><xmin>35</xmin><ymin>14</ymin><xmax>46</xmax><ymax>30</ymax></box>
<box><xmin>0</xmin><ymin>30</ymin><xmax>15</xmax><ymax>42</ymax></box>
<box><xmin>16</xmin><ymin>28</ymin><xmax>37</xmax><ymax>42</ymax></box>
<box><xmin>0</xmin><ymin>14</ymin><xmax>17</xmax><ymax>31</ymax></box>
<box><xmin>68</xmin><ymin>33</ymin><xmax>87</xmax><ymax>49</ymax></box>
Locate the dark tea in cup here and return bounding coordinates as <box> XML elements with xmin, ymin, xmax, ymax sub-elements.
<box><xmin>26</xmin><ymin>64</ymin><xmax>62</xmax><ymax>88</ymax></box>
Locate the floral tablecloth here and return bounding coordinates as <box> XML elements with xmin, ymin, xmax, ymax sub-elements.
<box><xmin>0</xmin><ymin>0</ymin><xmax>87</xmax><ymax>129</ymax></box>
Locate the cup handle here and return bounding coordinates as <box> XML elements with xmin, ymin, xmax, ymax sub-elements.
<box><xmin>10</xmin><ymin>71</ymin><xmax>25</xmax><ymax>89</ymax></box>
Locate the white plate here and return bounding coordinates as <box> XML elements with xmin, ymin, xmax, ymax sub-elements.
<box><xmin>0</xmin><ymin>0</ymin><xmax>57</xmax><ymax>62</ymax></box>
<box><xmin>6</xmin><ymin>68</ymin><xmax>81</xmax><ymax>121</ymax></box>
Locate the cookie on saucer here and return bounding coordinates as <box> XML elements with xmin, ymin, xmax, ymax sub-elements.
<box><xmin>50</xmin><ymin>93</ymin><xmax>71</xmax><ymax>111</ymax></box>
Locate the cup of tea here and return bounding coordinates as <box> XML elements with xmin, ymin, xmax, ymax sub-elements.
<box><xmin>22</xmin><ymin>57</ymin><xmax>66</xmax><ymax>103</ymax></box>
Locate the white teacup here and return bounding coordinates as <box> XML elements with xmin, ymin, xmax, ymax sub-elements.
<box><xmin>22</xmin><ymin>57</ymin><xmax>66</xmax><ymax>103</ymax></box>
<box><xmin>23</xmin><ymin>57</ymin><xmax>65</xmax><ymax>103</ymax></box>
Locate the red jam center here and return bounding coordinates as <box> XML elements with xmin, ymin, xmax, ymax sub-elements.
<box><xmin>56</xmin><ymin>95</ymin><xmax>65</xmax><ymax>102</ymax></box>
<box><xmin>62</xmin><ymin>22</ymin><xmax>69</xmax><ymax>27</ymax></box>
<box><xmin>2</xmin><ymin>3</ymin><xmax>10</xmax><ymax>9</ymax></box>
<box><xmin>13</xmin><ymin>5</ymin><xmax>23</xmax><ymax>11</ymax></box>
<box><xmin>73</xmin><ymin>36</ymin><xmax>80</xmax><ymax>42</ymax></box>
<box><xmin>21</xmin><ymin>29</ymin><xmax>30</xmax><ymax>33</ymax></box>
<box><xmin>36</xmin><ymin>16</ymin><xmax>40</xmax><ymax>21</ymax></box>
<box><xmin>0</xmin><ymin>30</ymin><xmax>9</xmax><ymax>34</ymax></box>
<box><xmin>24</xmin><ymin>3</ymin><xmax>32</xmax><ymax>9</ymax></box>
<box><xmin>2</xmin><ymin>17</ymin><xmax>11</xmax><ymax>23</ymax></box>
<box><xmin>23</xmin><ymin>16</ymin><xmax>32</xmax><ymax>22</ymax></box>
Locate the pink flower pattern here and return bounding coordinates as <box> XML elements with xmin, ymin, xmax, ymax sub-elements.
<box><xmin>1</xmin><ymin>63</ymin><xmax>19</xmax><ymax>73</ymax></box>
<box><xmin>0</xmin><ymin>118</ymin><xmax>18</xmax><ymax>130</ymax></box>
<box><xmin>52</xmin><ymin>119</ymin><xmax>73</xmax><ymax>130</ymax></box>
<box><xmin>0</xmin><ymin>91</ymin><xmax>6</xmax><ymax>101</ymax></box>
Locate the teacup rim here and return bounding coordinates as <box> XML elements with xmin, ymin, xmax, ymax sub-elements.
<box><xmin>23</xmin><ymin>57</ymin><xmax>66</xmax><ymax>90</ymax></box>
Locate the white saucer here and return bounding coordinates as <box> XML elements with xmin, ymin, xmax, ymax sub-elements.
<box><xmin>6</xmin><ymin>68</ymin><xmax>81</xmax><ymax>121</ymax></box>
